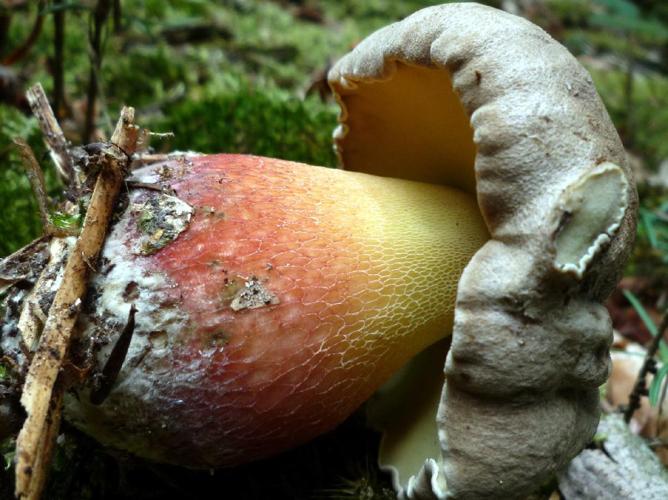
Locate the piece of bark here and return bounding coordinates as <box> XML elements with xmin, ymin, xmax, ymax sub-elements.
<box><xmin>558</xmin><ymin>413</ymin><xmax>668</xmax><ymax>499</ymax></box>
<box><xmin>14</xmin><ymin>107</ymin><xmax>138</xmax><ymax>500</ymax></box>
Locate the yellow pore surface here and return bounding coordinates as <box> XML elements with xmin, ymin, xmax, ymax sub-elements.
<box><xmin>337</xmin><ymin>63</ymin><xmax>477</xmax><ymax>194</ymax></box>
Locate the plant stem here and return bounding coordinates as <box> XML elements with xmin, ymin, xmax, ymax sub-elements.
<box><xmin>1</xmin><ymin>0</ymin><xmax>45</xmax><ymax>66</ymax></box>
<box><xmin>53</xmin><ymin>5</ymin><xmax>66</xmax><ymax>120</ymax></box>
<box><xmin>624</xmin><ymin>313</ymin><xmax>668</xmax><ymax>424</ymax></box>
<box><xmin>84</xmin><ymin>0</ymin><xmax>112</xmax><ymax>143</ymax></box>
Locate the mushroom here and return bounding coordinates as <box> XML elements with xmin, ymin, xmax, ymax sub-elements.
<box><xmin>328</xmin><ymin>2</ymin><xmax>636</xmax><ymax>498</ymax></box>
<box><xmin>50</xmin><ymin>2</ymin><xmax>635</xmax><ymax>499</ymax></box>
<box><xmin>62</xmin><ymin>154</ymin><xmax>489</xmax><ymax>468</ymax></box>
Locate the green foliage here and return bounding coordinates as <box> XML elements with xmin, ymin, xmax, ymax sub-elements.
<box><xmin>638</xmin><ymin>203</ymin><xmax>668</xmax><ymax>259</ymax></box>
<box><xmin>1</xmin><ymin>437</ymin><xmax>15</xmax><ymax>471</ymax></box>
<box><xmin>649</xmin><ymin>363</ymin><xmax>668</xmax><ymax>407</ymax></box>
<box><xmin>622</xmin><ymin>290</ymin><xmax>668</xmax><ymax>360</ymax></box>
<box><xmin>586</xmin><ymin>67</ymin><xmax>668</xmax><ymax>168</ymax></box>
<box><xmin>626</xmin><ymin>186</ymin><xmax>668</xmax><ymax>280</ymax></box>
<box><xmin>50</xmin><ymin>210</ymin><xmax>81</xmax><ymax>231</ymax></box>
<box><xmin>590</xmin><ymin>0</ymin><xmax>668</xmax><ymax>43</ymax></box>
<box><xmin>622</xmin><ymin>289</ymin><xmax>668</xmax><ymax>408</ymax></box>
<box><xmin>547</xmin><ymin>0</ymin><xmax>593</xmax><ymax>25</ymax></box>
<box><xmin>158</xmin><ymin>76</ymin><xmax>338</xmax><ymax>166</ymax></box>
<box><xmin>552</xmin><ymin>0</ymin><xmax>668</xmax><ymax>167</ymax></box>
<box><xmin>0</xmin><ymin>105</ymin><xmax>50</xmax><ymax>256</ymax></box>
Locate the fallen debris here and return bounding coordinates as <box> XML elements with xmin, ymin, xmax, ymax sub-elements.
<box><xmin>13</xmin><ymin>89</ymin><xmax>140</xmax><ymax>500</ymax></box>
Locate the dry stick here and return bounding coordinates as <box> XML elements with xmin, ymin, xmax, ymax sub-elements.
<box><xmin>84</xmin><ymin>0</ymin><xmax>113</xmax><ymax>143</ymax></box>
<box><xmin>21</xmin><ymin>389</ymin><xmax>63</xmax><ymax>500</ymax></box>
<box><xmin>14</xmin><ymin>107</ymin><xmax>138</xmax><ymax>500</ymax></box>
<box><xmin>12</xmin><ymin>139</ymin><xmax>75</xmax><ymax>238</ymax></box>
<box><xmin>16</xmin><ymin>238</ymin><xmax>71</xmax><ymax>351</ymax></box>
<box><xmin>26</xmin><ymin>83</ymin><xmax>74</xmax><ymax>184</ymax></box>
<box><xmin>130</xmin><ymin>152</ymin><xmax>176</xmax><ymax>167</ymax></box>
<box><xmin>624</xmin><ymin>313</ymin><xmax>668</xmax><ymax>424</ymax></box>
<box><xmin>13</xmin><ymin>138</ymin><xmax>52</xmax><ymax>233</ymax></box>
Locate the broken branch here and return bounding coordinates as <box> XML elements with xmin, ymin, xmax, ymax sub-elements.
<box><xmin>25</xmin><ymin>83</ymin><xmax>75</xmax><ymax>185</ymax></box>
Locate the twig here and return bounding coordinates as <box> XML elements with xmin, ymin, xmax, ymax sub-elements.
<box><xmin>130</xmin><ymin>151</ymin><xmax>192</xmax><ymax>170</ymax></box>
<box><xmin>52</xmin><ymin>6</ymin><xmax>66</xmax><ymax>119</ymax></box>
<box><xmin>130</xmin><ymin>153</ymin><xmax>172</xmax><ymax>167</ymax></box>
<box><xmin>624</xmin><ymin>313</ymin><xmax>668</xmax><ymax>424</ymax></box>
<box><xmin>26</xmin><ymin>83</ymin><xmax>75</xmax><ymax>184</ymax></box>
<box><xmin>2</xmin><ymin>0</ymin><xmax>46</xmax><ymax>66</ymax></box>
<box><xmin>14</xmin><ymin>106</ymin><xmax>139</xmax><ymax>500</ymax></box>
<box><xmin>12</xmin><ymin>138</ymin><xmax>75</xmax><ymax>238</ymax></box>
<box><xmin>12</xmin><ymin>139</ymin><xmax>51</xmax><ymax>230</ymax></box>
<box><xmin>84</xmin><ymin>0</ymin><xmax>113</xmax><ymax>143</ymax></box>
<box><xmin>19</xmin><ymin>389</ymin><xmax>63</xmax><ymax>500</ymax></box>
<box><xmin>126</xmin><ymin>181</ymin><xmax>172</xmax><ymax>194</ymax></box>
<box><xmin>112</xmin><ymin>0</ymin><xmax>122</xmax><ymax>33</ymax></box>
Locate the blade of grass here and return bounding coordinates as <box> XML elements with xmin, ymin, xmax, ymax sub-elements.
<box><xmin>622</xmin><ymin>289</ymin><xmax>668</xmax><ymax>362</ymax></box>
<box><xmin>649</xmin><ymin>364</ymin><xmax>668</xmax><ymax>406</ymax></box>
<box><xmin>639</xmin><ymin>208</ymin><xmax>659</xmax><ymax>248</ymax></box>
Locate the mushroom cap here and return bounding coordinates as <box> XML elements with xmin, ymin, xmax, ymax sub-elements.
<box><xmin>328</xmin><ymin>2</ymin><xmax>637</xmax><ymax>498</ymax></box>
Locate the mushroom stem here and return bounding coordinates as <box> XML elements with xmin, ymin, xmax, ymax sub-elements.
<box><xmin>62</xmin><ymin>154</ymin><xmax>488</xmax><ymax>466</ymax></box>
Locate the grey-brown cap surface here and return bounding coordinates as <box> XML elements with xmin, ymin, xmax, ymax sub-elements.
<box><xmin>329</xmin><ymin>2</ymin><xmax>637</xmax><ymax>498</ymax></box>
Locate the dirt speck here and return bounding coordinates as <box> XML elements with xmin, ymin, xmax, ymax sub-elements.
<box><xmin>132</xmin><ymin>192</ymin><xmax>193</xmax><ymax>255</ymax></box>
<box><xmin>157</xmin><ymin>164</ymin><xmax>173</xmax><ymax>181</ymax></box>
<box><xmin>230</xmin><ymin>277</ymin><xmax>279</xmax><ymax>311</ymax></box>
<box><xmin>208</xmin><ymin>330</ymin><xmax>230</xmax><ymax>348</ymax></box>
<box><xmin>123</xmin><ymin>281</ymin><xmax>140</xmax><ymax>301</ymax></box>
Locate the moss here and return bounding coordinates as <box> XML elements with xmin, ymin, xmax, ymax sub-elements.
<box><xmin>0</xmin><ymin>105</ymin><xmax>60</xmax><ymax>256</ymax></box>
<box><xmin>155</xmin><ymin>78</ymin><xmax>338</xmax><ymax>167</ymax></box>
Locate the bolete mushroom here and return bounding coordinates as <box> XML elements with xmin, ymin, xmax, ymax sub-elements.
<box><xmin>63</xmin><ymin>154</ymin><xmax>488</xmax><ymax>469</ymax></box>
<box><xmin>327</xmin><ymin>3</ymin><xmax>636</xmax><ymax>498</ymax></box>
<box><xmin>7</xmin><ymin>3</ymin><xmax>635</xmax><ymax>499</ymax></box>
